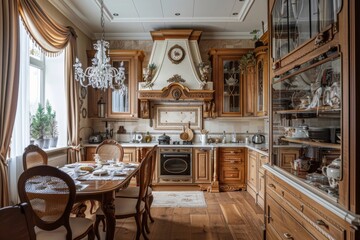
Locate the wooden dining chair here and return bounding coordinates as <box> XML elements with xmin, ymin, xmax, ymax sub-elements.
<box><xmin>94</xmin><ymin>148</ymin><xmax>153</xmax><ymax>240</ymax></box>
<box><xmin>17</xmin><ymin>165</ymin><xmax>95</xmax><ymax>240</ymax></box>
<box><xmin>23</xmin><ymin>144</ymin><xmax>48</xmax><ymax>170</ymax></box>
<box><xmin>0</xmin><ymin>202</ymin><xmax>36</xmax><ymax>240</ymax></box>
<box><xmin>95</xmin><ymin>139</ymin><xmax>124</xmax><ymax>162</ymax></box>
<box><xmin>115</xmin><ymin>145</ymin><xmax>158</xmax><ymax>233</ymax></box>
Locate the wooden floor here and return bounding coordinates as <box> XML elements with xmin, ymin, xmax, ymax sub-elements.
<box><xmin>97</xmin><ymin>191</ymin><xmax>264</xmax><ymax>240</ymax></box>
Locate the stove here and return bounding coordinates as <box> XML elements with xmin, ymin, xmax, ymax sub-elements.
<box><xmin>171</xmin><ymin>141</ymin><xmax>193</xmax><ymax>145</ymax></box>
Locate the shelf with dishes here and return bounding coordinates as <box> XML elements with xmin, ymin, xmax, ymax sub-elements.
<box><xmin>280</xmin><ymin>137</ymin><xmax>341</xmax><ymax>149</ymax></box>
<box><xmin>275</xmin><ymin>107</ymin><xmax>341</xmax><ymax>115</ymax></box>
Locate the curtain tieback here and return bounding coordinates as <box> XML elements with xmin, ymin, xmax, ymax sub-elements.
<box><xmin>68</xmin><ymin>144</ymin><xmax>82</xmax><ymax>152</ymax></box>
<box><xmin>0</xmin><ymin>153</ymin><xmax>8</xmax><ymax>166</ymax></box>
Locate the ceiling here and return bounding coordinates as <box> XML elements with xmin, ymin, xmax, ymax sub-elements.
<box><xmin>49</xmin><ymin>0</ymin><xmax>268</xmax><ymax>40</ymax></box>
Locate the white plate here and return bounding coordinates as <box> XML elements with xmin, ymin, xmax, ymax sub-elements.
<box><xmin>113</xmin><ymin>171</ymin><xmax>127</xmax><ymax>176</ymax></box>
<box><xmin>92</xmin><ymin>169</ymin><xmax>108</xmax><ymax>176</ymax></box>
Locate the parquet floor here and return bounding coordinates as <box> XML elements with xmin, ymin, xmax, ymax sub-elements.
<box><xmin>97</xmin><ymin>191</ymin><xmax>264</xmax><ymax>240</ymax></box>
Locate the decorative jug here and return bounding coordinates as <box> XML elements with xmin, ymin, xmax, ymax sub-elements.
<box><xmin>322</xmin><ymin>156</ymin><xmax>341</xmax><ymax>188</ymax></box>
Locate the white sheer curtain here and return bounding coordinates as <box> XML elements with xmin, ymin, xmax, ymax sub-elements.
<box><xmin>8</xmin><ymin>23</ymin><xmax>31</xmax><ymax>204</ymax></box>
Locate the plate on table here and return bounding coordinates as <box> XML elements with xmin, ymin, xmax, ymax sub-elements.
<box><xmin>92</xmin><ymin>169</ymin><xmax>108</xmax><ymax>176</ymax></box>
<box><xmin>112</xmin><ymin>170</ymin><xmax>127</xmax><ymax>177</ymax></box>
<box><xmin>64</xmin><ymin>163</ymin><xmax>79</xmax><ymax>168</ymax></box>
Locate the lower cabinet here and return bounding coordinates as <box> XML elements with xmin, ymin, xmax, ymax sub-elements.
<box><xmin>266</xmin><ymin>194</ymin><xmax>316</xmax><ymax>240</ymax></box>
<box><xmin>193</xmin><ymin>148</ymin><xmax>212</xmax><ymax>184</ymax></box>
<box><xmin>266</xmin><ymin>172</ymin><xmax>348</xmax><ymax>240</ymax></box>
<box><xmin>219</xmin><ymin>148</ymin><xmax>246</xmax><ymax>191</ymax></box>
<box><xmin>277</xmin><ymin>148</ymin><xmax>299</xmax><ymax>170</ymax></box>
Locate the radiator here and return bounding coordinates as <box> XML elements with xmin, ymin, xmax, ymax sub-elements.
<box><xmin>8</xmin><ymin>153</ymin><xmax>67</xmax><ymax>204</ymax></box>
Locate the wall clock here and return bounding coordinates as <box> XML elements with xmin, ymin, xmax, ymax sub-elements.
<box><xmin>168</xmin><ymin>44</ymin><xmax>185</xmax><ymax>64</ymax></box>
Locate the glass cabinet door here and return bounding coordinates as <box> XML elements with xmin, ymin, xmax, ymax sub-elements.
<box><xmin>110</xmin><ymin>60</ymin><xmax>130</xmax><ymax>114</ymax></box>
<box><xmin>271</xmin><ymin>51</ymin><xmax>342</xmax><ymax>202</ymax></box>
<box><xmin>222</xmin><ymin>59</ymin><xmax>242</xmax><ymax>115</ymax></box>
<box><xmin>271</xmin><ymin>0</ymin><xmax>341</xmax><ymax>61</ymax></box>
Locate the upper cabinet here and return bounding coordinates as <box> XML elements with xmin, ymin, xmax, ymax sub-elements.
<box><xmin>87</xmin><ymin>50</ymin><xmax>144</xmax><ymax>119</ymax></box>
<box><xmin>209</xmin><ymin>49</ymin><xmax>256</xmax><ymax>117</ymax></box>
<box><xmin>271</xmin><ymin>0</ymin><xmax>342</xmax><ymax>73</ymax></box>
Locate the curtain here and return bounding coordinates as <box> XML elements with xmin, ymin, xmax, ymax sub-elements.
<box><xmin>18</xmin><ymin>0</ymin><xmax>79</xmax><ymax>163</ymax></box>
<box><xmin>0</xmin><ymin>0</ymin><xmax>20</xmax><ymax>207</ymax></box>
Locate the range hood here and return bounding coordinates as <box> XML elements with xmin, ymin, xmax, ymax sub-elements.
<box><xmin>138</xmin><ymin>29</ymin><xmax>215</xmax><ymax>119</ymax></box>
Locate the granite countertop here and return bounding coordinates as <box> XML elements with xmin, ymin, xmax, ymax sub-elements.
<box><xmin>82</xmin><ymin>142</ymin><xmax>269</xmax><ymax>156</ymax></box>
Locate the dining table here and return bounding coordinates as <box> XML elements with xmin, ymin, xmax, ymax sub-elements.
<box><xmin>61</xmin><ymin>161</ymin><xmax>140</xmax><ymax>240</ymax></box>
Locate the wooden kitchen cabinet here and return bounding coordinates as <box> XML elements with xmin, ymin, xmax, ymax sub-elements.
<box><xmin>86</xmin><ymin>50</ymin><xmax>144</xmax><ymax>119</ymax></box>
<box><xmin>219</xmin><ymin>147</ymin><xmax>246</xmax><ymax>191</ymax></box>
<box><xmin>209</xmin><ymin>49</ymin><xmax>255</xmax><ymax>117</ymax></box>
<box><xmin>276</xmin><ymin>148</ymin><xmax>299</xmax><ymax>171</ymax></box>
<box><xmin>193</xmin><ymin>148</ymin><xmax>212</xmax><ymax>184</ymax></box>
<box><xmin>257</xmin><ymin>153</ymin><xmax>268</xmax><ymax>209</ymax></box>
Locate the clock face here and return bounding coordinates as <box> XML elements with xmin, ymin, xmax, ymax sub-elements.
<box><xmin>168</xmin><ymin>44</ymin><xmax>185</xmax><ymax>64</ymax></box>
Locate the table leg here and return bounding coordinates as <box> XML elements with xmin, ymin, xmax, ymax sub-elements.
<box><xmin>102</xmin><ymin>192</ymin><xmax>116</xmax><ymax>240</ymax></box>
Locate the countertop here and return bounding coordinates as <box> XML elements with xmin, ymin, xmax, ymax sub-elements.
<box><xmin>82</xmin><ymin>142</ymin><xmax>269</xmax><ymax>156</ymax></box>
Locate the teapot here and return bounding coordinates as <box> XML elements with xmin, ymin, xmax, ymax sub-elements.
<box><xmin>252</xmin><ymin>132</ymin><xmax>265</xmax><ymax>144</ymax></box>
<box><xmin>322</xmin><ymin>156</ymin><xmax>341</xmax><ymax>188</ymax></box>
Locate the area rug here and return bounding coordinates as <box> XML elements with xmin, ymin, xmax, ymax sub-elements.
<box><xmin>152</xmin><ymin>191</ymin><xmax>207</xmax><ymax>208</ymax></box>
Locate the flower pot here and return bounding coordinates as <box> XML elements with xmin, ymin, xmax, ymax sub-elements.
<box><xmin>43</xmin><ymin>139</ymin><xmax>50</xmax><ymax>149</ymax></box>
<box><xmin>35</xmin><ymin>139</ymin><xmax>44</xmax><ymax>148</ymax></box>
<box><xmin>50</xmin><ymin>137</ymin><xmax>58</xmax><ymax>148</ymax></box>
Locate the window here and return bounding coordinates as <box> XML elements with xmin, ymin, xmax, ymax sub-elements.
<box><xmin>11</xmin><ymin>24</ymin><xmax>67</xmax><ymax>153</ymax></box>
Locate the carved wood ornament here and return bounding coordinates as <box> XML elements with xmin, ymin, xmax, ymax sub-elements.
<box><xmin>138</xmin><ymin>83</ymin><xmax>214</xmax><ymax>119</ymax></box>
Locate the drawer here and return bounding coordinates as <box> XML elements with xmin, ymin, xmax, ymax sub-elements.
<box><xmin>248</xmin><ymin>149</ymin><xmax>258</xmax><ymax>158</ymax></box>
<box><xmin>220</xmin><ymin>155</ymin><xmax>244</xmax><ymax>163</ymax></box>
<box><xmin>220</xmin><ymin>166</ymin><xmax>245</xmax><ymax>182</ymax></box>
<box><xmin>267</xmin><ymin>195</ymin><xmax>316</xmax><ymax>240</ymax></box>
<box><xmin>266</xmin><ymin>224</ymin><xmax>281</xmax><ymax>240</ymax></box>
<box><xmin>259</xmin><ymin>154</ymin><xmax>268</xmax><ymax>167</ymax></box>
<box><xmin>220</xmin><ymin>148</ymin><xmax>244</xmax><ymax>154</ymax></box>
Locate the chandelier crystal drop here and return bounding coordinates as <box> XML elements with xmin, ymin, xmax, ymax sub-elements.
<box><xmin>73</xmin><ymin>0</ymin><xmax>127</xmax><ymax>94</ymax></box>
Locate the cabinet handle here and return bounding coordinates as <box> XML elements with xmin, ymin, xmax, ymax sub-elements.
<box><xmin>231</xmin><ymin>167</ymin><xmax>238</xmax><ymax>170</ymax></box>
<box><xmin>268</xmin><ymin>183</ymin><xmax>276</xmax><ymax>189</ymax></box>
<box><xmin>283</xmin><ymin>233</ymin><xmax>293</xmax><ymax>239</ymax></box>
<box><xmin>316</xmin><ymin>220</ymin><xmax>329</xmax><ymax>228</ymax></box>
<box><xmin>230</xmin><ymin>151</ymin><xmax>234</xmax><ymax>154</ymax></box>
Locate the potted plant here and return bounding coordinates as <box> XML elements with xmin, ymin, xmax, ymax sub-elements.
<box><xmin>45</xmin><ymin>101</ymin><xmax>58</xmax><ymax>148</ymax></box>
<box><xmin>30</xmin><ymin>103</ymin><xmax>48</xmax><ymax>148</ymax></box>
<box><xmin>250</xmin><ymin>29</ymin><xmax>264</xmax><ymax>48</ymax></box>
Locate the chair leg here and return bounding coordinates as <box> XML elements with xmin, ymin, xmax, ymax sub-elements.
<box><xmin>142</xmin><ymin>211</ymin><xmax>149</xmax><ymax>240</ymax></box>
<box><xmin>134</xmin><ymin>213</ymin><xmax>142</xmax><ymax>240</ymax></box>
<box><xmin>148</xmin><ymin>194</ymin><xmax>155</xmax><ymax>223</ymax></box>
<box><xmin>94</xmin><ymin>215</ymin><xmax>104</xmax><ymax>240</ymax></box>
<box><xmin>88</xmin><ymin>227</ymin><xmax>95</xmax><ymax>240</ymax></box>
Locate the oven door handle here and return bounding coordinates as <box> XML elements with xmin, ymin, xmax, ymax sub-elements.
<box><xmin>162</xmin><ymin>154</ymin><xmax>189</xmax><ymax>158</ymax></box>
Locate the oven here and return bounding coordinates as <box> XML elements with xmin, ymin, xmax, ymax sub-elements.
<box><xmin>159</xmin><ymin>148</ymin><xmax>192</xmax><ymax>183</ymax></box>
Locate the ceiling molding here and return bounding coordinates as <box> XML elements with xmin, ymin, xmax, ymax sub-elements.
<box><xmin>237</xmin><ymin>0</ymin><xmax>255</xmax><ymax>21</ymax></box>
<box><xmin>110</xmin><ymin>17</ymin><xmax>241</xmax><ymax>23</ymax></box>
<box><xmin>48</xmin><ymin>0</ymin><xmax>95</xmax><ymax>39</ymax></box>
<box><xmin>94</xmin><ymin>32</ymin><xmax>253</xmax><ymax>41</ymax></box>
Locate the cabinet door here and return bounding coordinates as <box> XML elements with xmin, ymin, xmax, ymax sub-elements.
<box><xmin>220</xmin><ymin>56</ymin><xmax>243</xmax><ymax>116</ymax></box>
<box><xmin>123</xmin><ymin>147</ymin><xmax>137</xmax><ymax>162</ymax></box>
<box><xmin>193</xmin><ymin>148</ymin><xmax>211</xmax><ymax>183</ymax></box>
<box><xmin>247</xmin><ymin>152</ymin><xmax>258</xmax><ymax>189</ymax></box>
<box><xmin>243</xmin><ymin>64</ymin><xmax>256</xmax><ymax>116</ymax></box>
<box><xmin>85</xmin><ymin>147</ymin><xmax>96</xmax><ymax>161</ymax></box>
<box><xmin>255</xmin><ymin>46</ymin><xmax>269</xmax><ymax>117</ymax></box>
<box><xmin>278</xmin><ymin>148</ymin><xmax>299</xmax><ymax>170</ymax></box>
<box><xmin>108</xmin><ymin>51</ymin><xmax>144</xmax><ymax>118</ymax></box>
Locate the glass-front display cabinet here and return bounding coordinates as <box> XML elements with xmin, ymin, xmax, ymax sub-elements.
<box><xmin>209</xmin><ymin>49</ymin><xmax>255</xmax><ymax>117</ymax></box>
<box><xmin>86</xmin><ymin>50</ymin><xmax>144</xmax><ymax>119</ymax></box>
<box><xmin>272</xmin><ymin>48</ymin><xmax>342</xmax><ymax>202</ymax></box>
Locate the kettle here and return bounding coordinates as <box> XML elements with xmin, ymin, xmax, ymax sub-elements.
<box><xmin>252</xmin><ymin>133</ymin><xmax>265</xmax><ymax>144</ymax></box>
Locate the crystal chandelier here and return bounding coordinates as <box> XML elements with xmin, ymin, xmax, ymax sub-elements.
<box><xmin>73</xmin><ymin>0</ymin><xmax>127</xmax><ymax>94</ymax></box>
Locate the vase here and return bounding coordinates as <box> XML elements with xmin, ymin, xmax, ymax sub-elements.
<box><xmin>50</xmin><ymin>137</ymin><xmax>58</xmax><ymax>148</ymax></box>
